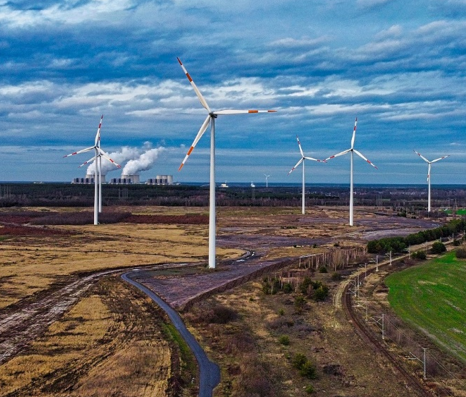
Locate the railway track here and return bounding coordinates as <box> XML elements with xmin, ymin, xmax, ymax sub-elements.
<box><xmin>341</xmin><ymin>259</ymin><xmax>432</xmax><ymax>396</ymax></box>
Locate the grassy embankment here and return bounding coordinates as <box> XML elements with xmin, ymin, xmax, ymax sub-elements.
<box><xmin>386</xmin><ymin>251</ymin><xmax>466</xmax><ymax>362</ymax></box>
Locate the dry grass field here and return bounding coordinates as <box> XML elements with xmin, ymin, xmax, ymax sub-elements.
<box><xmin>184</xmin><ymin>274</ymin><xmax>417</xmax><ymax>397</ymax></box>
<box><xmin>0</xmin><ymin>206</ymin><xmax>243</xmax><ymax>310</ymax></box>
<box><xmin>0</xmin><ymin>276</ymin><xmax>179</xmax><ymax>397</ymax></box>
<box><xmin>0</xmin><ymin>204</ymin><xmax>445</xmax><ymax>396</ymax></box>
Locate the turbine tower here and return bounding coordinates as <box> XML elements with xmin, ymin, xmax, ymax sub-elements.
<box><xmin>177</xmin><ymin>57</ymin><xmax>276</xmax><ymax>269</ymax></box>
<box><xmin>264</xmin><ymin>174</ymin><xmax>271</xmax><ymax>188</ymax></box>
<box><xmin>64</xmin><ymin>115</ymin><xmax>120</xmax><ymax>225</ymax></box>
<box><xmin>326</xmin><ymin>118</ymin><xmax>377</xmax><ymax>226</ymax></box>
<box><xmin>414</xmin><ymin>150</ymin><xmax>449</xmax><ymax>212</ymax></box>
<box><xmin>288</xmin><ymin>135</ymin><xmax>325</xmax><ymax>215</ymax></box>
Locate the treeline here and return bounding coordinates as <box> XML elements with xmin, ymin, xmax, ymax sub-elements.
<box><xmin>0</xmin><ymin>183</ymin><xmax>341</xmax><ymax>208</ymax></box>
<box><xmin>367</xmin><ymin>219</ymin><xmax>466</xmax><ymax>254</ymax></box>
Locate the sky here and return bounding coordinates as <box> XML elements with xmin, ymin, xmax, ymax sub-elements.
<box><xmin>1</xmin><ymin>0</ymin><xmax>466</xmax><ymax>185</ymax></box>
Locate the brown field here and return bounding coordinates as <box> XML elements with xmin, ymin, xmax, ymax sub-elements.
<box><xmin>0</xmin><ymin>276</ymin><xmax>178</xmax><ymax>397</ymax></box>
<box><xmin>0</xmin><ymin>205</ymin><xmax>444</xmax><ymax>396</ymax></box>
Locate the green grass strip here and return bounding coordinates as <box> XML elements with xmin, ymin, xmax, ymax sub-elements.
<box><xmin>386</xmin><ymin>251</ymin><xmax>466</xmax><ymax>362</ymax></box>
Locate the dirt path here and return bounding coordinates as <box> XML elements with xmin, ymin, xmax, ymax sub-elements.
<box><xmin>0</xmin><ymin>269</ymin><xmax>121</xmax><ymax>365</ymax></box>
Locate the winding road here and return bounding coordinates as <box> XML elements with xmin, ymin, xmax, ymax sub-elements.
<box><xmin>122</xmin><ymin>271</ymin><xmax>220</xmax><ymax>397</ymax></box>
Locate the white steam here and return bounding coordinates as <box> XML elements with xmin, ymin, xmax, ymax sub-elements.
<box><xmin>122</xmin><ymin>146</ymin><xmax>166</xmax><ymax>175</ymax></box>
<box><xmin>86</xmin><ymin>146</ymin><xmax>141</xmax><ymax>175</ymax></box>
<box><xmin>86</xmin><ymin>142</ymin><xmax>165</xmax><ymax>176</ymax></box>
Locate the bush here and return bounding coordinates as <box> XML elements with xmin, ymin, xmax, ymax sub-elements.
<box><xmin>283</xmin><ymin>283</ymin><xmax>293</xmax><ymax>293</ymax></box>
<box><xmin>211</xmin><ymin>305</ymin><xmax>237</xmax><ymax>324</ymax></box>
<box><xmin>294</xmin><ymin>295</ymin><xmax>306</xmax><ymax>313</ymax></box>
<box><xmin>431</xmin><ymin>241</ymin><xmax>446</xmax><ymax>254</ymax></box>
<box><xmin>331</xmin><ymin>272</ymin><xmax>342</xmax><ymax>281</ymax></box>
<box><xmin>456</xmin><ymin>247</ymin><xmax>466</xmax><ymax>258</ymax></box>
<box><xmin>292</xmin><ymin>353</ymin><xmax>307</xmax><ymax>370</ymax></box>
<box><xmin>299</xmin><ymin>277</ymin><xmax>313</xmax><ymax>294</ymax></box>
<box><xmin>411</xmin><ymin>251</ymin><xmax>426</xmax><ymax>260</ymax></box>
<box><xmin>313</xmin><ymin>285</ymin><xmax>329</xmax><ymax>302</ymax></box>
<box><xmin>305</xmin><ymin>385</ymin><xmax>315</xmax><ymax>394</ymax></box>
<box><xmin>300</xmin><ymin>361</ymin><xmax>317</xmax><ymax>379</ymax></box>
<box><xmin>292</xmin><ymin>353</ymin><xmax>318</xmax><ymax>380</ymax></box>
<box><xmin>278</xmin><ymin>335</ymin><xmax>290</xmax><ymax>346</ymax></box>
<box><xmin>318</xmin><ymin>266</ymin><xmax>328</xmax><ymax>273</ymax></box>
<box><xmin>262</xmin><ymin>281</ymin><xmax>271</xmax><ymax>295</ymax></box>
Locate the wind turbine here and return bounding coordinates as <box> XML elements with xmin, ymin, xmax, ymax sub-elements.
<box><xmin>264</xmin><ymin>174</ymin><xmax>271</xmax><ymax>188</ymax></box>
<box><xmin>288</xmin><ymin>135</ymin><xmax>325</xmax><ymax>215</ymax></box>
<box><xmin>326</xmin><ymin>118</ymin><xmax>377</xmax><ymax>226</ymax></box>
<box><xmin>177</xmin><ymin>57</ymin><xmax>276</xmax><ymax>269</ymax></box>
<box><xmin>414</xmin><ymin>150</ymin><xmax>449</xmax><ymax>212</ymax></box>
<box><xmin>64</xmin><ymin>115</ymin><xmax>121</xmax><ymax>225</ymax></box>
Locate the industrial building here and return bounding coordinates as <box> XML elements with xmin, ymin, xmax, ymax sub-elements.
<box><xmin>72</xmin><ymin>174</ymin><xmax>106</xmax><ymax>184</ymax></box>
<box><xmin>109</xmin><ymin>174</ymin><xmax>140</xmax><ymax>185</ymax></box>
<box><xmin>146</xmin><ymin>175</ymin><xmax>173</xmax><ymax>185</ymax></box>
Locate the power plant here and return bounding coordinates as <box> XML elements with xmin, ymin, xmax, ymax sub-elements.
<box><xmin>109</xmin><ymin>174</ymin><xmax>140</xmax><ymax>185</ymax></box>
<box><xmin>72</xmin><ymin>174</ymin><xmax>106</xmax><ymax>184</ymax></box>
<box><xmin>146</xmin><ymin>175</ymin><xmax>173</xmax><ymax>185</ymax></box>
<box><xmin>72</xmin><ymin>174</ymin><xmax>173</xmax><ymax>185</ymax></box>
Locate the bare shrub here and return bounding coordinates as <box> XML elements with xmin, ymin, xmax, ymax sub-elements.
<box><xmin>237</xmin><ymin>356</ymin><xmax>280</xmax><ymax>397</ymax></box>
<box><xmin>211</xmin><ymin>305</ymin><xmax>237</xmax><ymax>324</ymax></box>
<box><xmin>224</xmin><ymin>332</ymin><xmax>255</xmax><ymax>354</ymax></box>
<box><xmin>186</xmin><ymin>301</ymin><xmax>237</xmax><ymax>325</ymax></box>
<box><xmin>456</xmin><ymin>247</ymin><xmax>466</xmax><ymax>259</ymax></box>
<box><xmin>267</xmin><ymin>316</ymin><xmax>294</xmax><ymax>332</ymax></box>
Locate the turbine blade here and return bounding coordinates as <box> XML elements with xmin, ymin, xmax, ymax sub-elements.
<box><xmin>98</xmin><ymin>149</ymin><xmax>121</xmax><ymax>168</ymax></box>
<box><xmin>215</xmin><ymin>109</ymin><xmax>277</xmax><ymax>115</ymax></box>
<box><xmin>413</xmin><ymin>150</ymin><xmax>430</xmax><ymax>163</ymax></box>
<box><xmin>63</xmin><ymin>146</ymin><xmax>95</xmax><ymax>158</ymax></box>
<box><xmin>304</xmin><ymin>156</ymin><xmax>324</xmax><ymax>163</ymax></box>
<box><xmin>78</xmin><ymin>156</ymin><xmax>96</xmax><ymax>168</ymax></box>
<box><xmin>296</xmin><ymin>135</ymin><xmax>304</xmax><ymax>157</ymax></box>
<box><xmin>351</xmin><ymin>118</ymin><xmax>357</xmax><ymax>149</ymax></box>
<box><xmin>353</xmin><ymin>149</ymin><xmax>378</xmax><ymax>169</ymax></box>
<box><xmin>177</xmin><ymin>57</ymin><xmax>211</xmax><ymax>113</ymax></box>
<box><xmin>431</xmin><ymin>155</ymin><xmax>449</xmax><ymax>163</ymax></box>
<box><xmin>325</xmin><ymin>149</ymin><xmax>350</xmax><ymax>161</ymax></box>
<box><xmin>179</xmin><ymin>115</ymin><xmax>211</xmax><ymax>171</ymax></box>
<box><xmin>288</xmin><ymin>158</ymin><xmax>303</xmax><ymax>174</ymax></box>
<box><xmin>427</xmin><ymin>163</ymin><xmax>431</xmax><ymax>181</ymax></box>
<box><xmin>95</xmin><ymin>115</ymin><xmax>103</xmax><ymax>147</ymax></box>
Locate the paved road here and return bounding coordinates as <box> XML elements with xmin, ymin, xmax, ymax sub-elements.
<box><xmin>122</xmin><ymin>271</ymin><xmax>220</xmax><ymax>397</ymax></box>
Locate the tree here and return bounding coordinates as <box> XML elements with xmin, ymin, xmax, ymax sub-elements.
<box><xmin>431</xmin><ymin>241</ymin><xmax>446</xmax><ymax>254</ymax></box>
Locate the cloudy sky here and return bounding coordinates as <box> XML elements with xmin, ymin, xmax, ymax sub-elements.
<box><xmin>1</xmin><ymin>0</ymin><xmax>466</xmax><ymax>185</ymax></box>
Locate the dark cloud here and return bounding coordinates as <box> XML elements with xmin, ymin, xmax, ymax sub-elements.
<box><xmin>0</xmin><ymin>0</ymin><xmax>464</xmax><ymax>182</ymax></box>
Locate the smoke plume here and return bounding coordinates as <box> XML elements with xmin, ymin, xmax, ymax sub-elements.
<box><xmin>121</xmin><ymin>146</ymin><xmax>166</xmax><ymax>175</ymax></box>
<box><xmin>86</xmin><ymin>146</ymin><xmax>141</xmax><ymax>176</ymax></box>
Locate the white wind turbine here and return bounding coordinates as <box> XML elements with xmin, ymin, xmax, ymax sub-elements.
<box><xmin>264</xmin><ymin>174</ymin><xmax>271</xmax><ymax>188</ymax></box>
<box><xmin>413</xmin><ymin>150</ymin><xmax>449</xmax><ymax>212</ymax></box>
<box><xmin>64</xmin><ymin>115</ymin><xmax>121</xmax><ymax>225</ymax></box>
<box><xmin>326</xmin><ymin>118</ymin><xmax>377</xmax><ymax>226</ymax></box>
<box><xmin>177</xmin><ymin>57</ymin><xmax>276</xmax><ymax>269</ymax></box>
<box><xmin>288</xmin><ymin>135</ymin><xmax>325</xmax><ymax>215</ymax></box>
